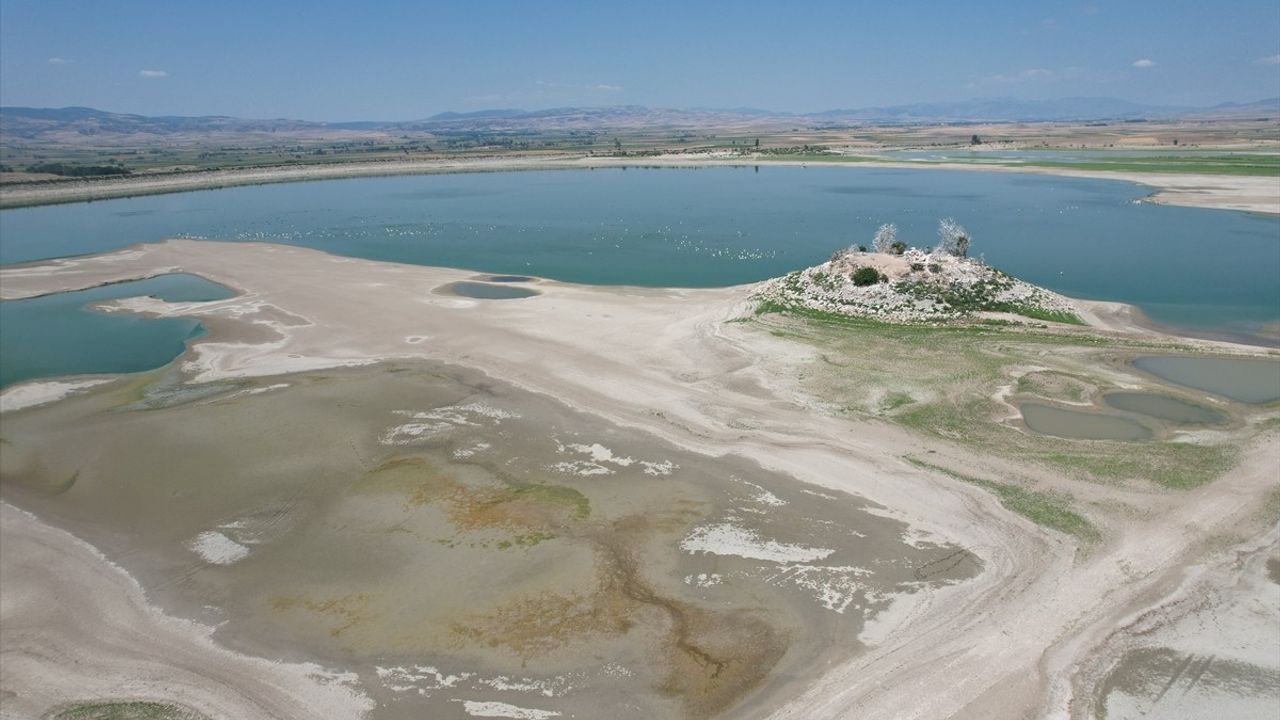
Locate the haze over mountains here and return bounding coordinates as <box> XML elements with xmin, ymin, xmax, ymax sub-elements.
<box><xmin>2</xmin><ymin>97</ymin><xmax>1277</xmax><ymax>139</ymax></box>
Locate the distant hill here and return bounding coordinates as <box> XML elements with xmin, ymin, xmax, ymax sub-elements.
<box><xmin>425</xmin><ymin>109</ymin><xmax>528</xmax><ymax>121</ymax></box>
<box><xmin>811</xmin><ymin>97</ymin><xmax>1197</xmax><ymax>122</ymax></box>
<box><xmin>0</xmin><ymin>106</ymin><xmax>330</xmax><ymax>140</ymax></box>
<box><xmin>2</xmin><ymin>97</ymin><xmax>1276</xmax><ymax>141</ymax></box>
<box><xmin>1182</xmin><ymin>97</ymin><xmax>1280</xmax><ymax>119</ymax></box>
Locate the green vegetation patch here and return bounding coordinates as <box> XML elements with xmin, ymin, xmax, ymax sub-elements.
<box><xmin>510</xmin><ymin>481</ymin><xmax>592</xmax><ymax>519</ymax></box>
<box><xmin>906</xmin><ymin>457</ymin><xmax>1099</xmax><ymax>542</ymax></box>
<box><xmin>1261</xmin><ymin>485</ymin><xmax>1280</xmax><ymax>525</ymax></box>
<box><xmin>1038</xmin><ymin>442</ymin><xmax>1235</xmax><ymax>490</ymax></box>
<box><xmin>745</xmin><ymin>305</ymin><xmax>1240</xmax><ymax>489</ymax></box>
<box><xmin>891</xmin><ymin>272</ymin><xmax>1017</xmax><ymax>313</ymax></box>
<box><xmin>497</xmin><ymin>530</ymin><xmax>559</xmax><ymax>549</ymax></box>
<box><xmin>880</xmin><ymin>391</ymin><xmax>916</xmax><ymax>411</ymax></box>
<box><xmin>755</xmin><ymin>298</ymin><xmax>1107</xmax><ymax>347</ymax></box>
<box><xmin>992</xmin><ymin>304</ymin><xmax>1085</xmax><ymax>325</ymax></box>
<box><xmin>50</xmin><ymin>701</ymin><xmax>209</xmax><ymax>720</ymax></box>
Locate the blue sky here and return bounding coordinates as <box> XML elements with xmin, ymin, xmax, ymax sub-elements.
<box><xmin>2</xmin><ymin>0</ymin><xmax>1277</xmax><ymax>120</ymax></box>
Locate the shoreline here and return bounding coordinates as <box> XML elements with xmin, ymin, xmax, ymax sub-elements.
<box><xmin>2</xmin><ymin>238</ymin><xmax>1274</xmax><ymax>352</ymax></box>
<box><xmin>1071</xmin><ymin>298</ymin><xmax>1279</xmax><ymax>349</ymax></box>
<box><xmin>1</xmin><ymin>153</ymin><xmax>1277</xmax><ymax>215</ymax></box>
<box><xmin>2</xmin><ymin>240</ymin><xmax>1275</xmax><ymax>417</ymax></box>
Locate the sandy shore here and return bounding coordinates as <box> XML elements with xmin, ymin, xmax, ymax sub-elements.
<box><xmin>2</xmin><ymin>240</ymin><xmax>1277</xmax><ymax>719</ymax></box>
<box><xmin>1</xmin><ymin>153</ymin><xmax>1276</xmax><ymax>215</ymax></box>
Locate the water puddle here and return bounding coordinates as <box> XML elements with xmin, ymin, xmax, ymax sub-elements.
<box><xmin>1133</xmin><ymin>355</ymin><xmax>1280</xmax><ymax>405</ymax></box>
<box><xmin>1020</xmin><ymin>402</ymin><xmax>1152</xmax><ymax>441</ymax></box>
<box><xmin>439</xmin><ymin>281</ymin><xmax>540</xmax><ymax>299</ymax></box>
<box><xmin>1103</xmin><ymin>392</ymin><xmax>1226</xmax><ymax>426</ymax></box>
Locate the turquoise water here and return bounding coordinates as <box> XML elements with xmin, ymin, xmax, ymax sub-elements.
<box><xmin>0</xmin><ymin>274</ymin><xmax>235</xmax><ymax>387</ymax></box>
<box><xmin>1</xmin><ymin>167</ymin><xmax>1277</xmax><ymax>337</ymax></box>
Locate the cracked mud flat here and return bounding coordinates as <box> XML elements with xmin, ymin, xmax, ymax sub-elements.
<box><xmin>0</xmin><ymin>362</ymin><xmax>978</xmax><ymax>720</ymax></box>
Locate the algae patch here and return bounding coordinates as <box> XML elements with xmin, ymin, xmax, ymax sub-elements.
<box><xmin>48</xmin><ymin>702</ymin><xmax>209</xmax><ymax>720</ymax></box>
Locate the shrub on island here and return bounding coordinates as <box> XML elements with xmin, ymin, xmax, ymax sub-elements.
<box><xmin>852</xmin><ymin>266</ymin><xmax>884</xmax><ymax>286</ymax></box>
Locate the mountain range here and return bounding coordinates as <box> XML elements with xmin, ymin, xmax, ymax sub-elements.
<box><xmin>2</xmin><ymin>97</ymin><xmax>1276</xmax><ymax>139</ymax></box>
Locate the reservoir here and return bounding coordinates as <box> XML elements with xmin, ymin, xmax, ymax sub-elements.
<box><xmin>1</xmin><ymin>166</ymin><xmax>1276</xmax><ymax>340</ymax></box>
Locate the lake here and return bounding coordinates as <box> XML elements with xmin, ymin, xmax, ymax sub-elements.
<box><xmin>0</xmin><ymin>165</ymin><xmax>1276</xmax><ymax>345</ymax></box>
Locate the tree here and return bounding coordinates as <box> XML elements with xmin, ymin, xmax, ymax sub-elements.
<box><xmin>614</xmin><ymin>137</ymin><xmax>622</xmax><ymax>152</ymax></box>
<box><xmin>937</xmin><ymin>217</ymin><xmax>971</xmax><ymax>257</ymax></box>
<box><xmin>889</xmin><ymin>240</ymin><xmax>907</xmax><ymax>255</ymax></box>
<box><xmin>872</xmin><ymin>223</ymin><xmax>898</xmax><ymax>253</ymax></box>
<box><xmin>754</xmin><ymin>138</ymin><xmax>760</xmax><ymax>148</ymax></box>
<box><xmin>971</xmin><ymin>134</ymin><xmax>982</xmax><ymax>145</ymax></box>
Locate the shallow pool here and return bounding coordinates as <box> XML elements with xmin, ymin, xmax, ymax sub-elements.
<box><xmin>440</xmin><ymin>281</ymin><xmax>539</xmax><ymax>299</ymax></box>
<box><xmin>0</xmin><ymin>274</ymin><xmax>235</xmax><ymax>387</ymax></box>
<box><xmin>1020</xmin><ymin>402</ymin><xmax>1153</xmax><ymax>441</ymax></box>
<box><xmin>1104</xmin><ymin>392</ymin><xmax>1226</xmax><ymax>425</ymax></box>
<box><xmin>1133</xmin><ymin>356</ymin><xmax>1280</xmax><ymax>404</ymax></box>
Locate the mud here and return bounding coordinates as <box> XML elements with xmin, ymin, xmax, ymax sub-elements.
<box><xmin>0</xmin><ymin>361</ymin><xmax>978</xmax><ymax>719</ymax></box>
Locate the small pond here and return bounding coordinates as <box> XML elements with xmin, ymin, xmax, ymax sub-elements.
<box><xmin>439</xmin><ymin>281</ymin><xmax>540</xmax><ymax>299</ymax></box>
<box><xmin>1133</xmin><ymin>356</ymin><xmax>1280</xmax><ymax>405</ymax></box>
<box><xmin>1103</xmin><ymin>392</ymin><xmax>1226</xmax><ymax>425</ymax></box>
<box><xmin>1020</xmin><ymin>402</ymin><xmax>1153</xmax><ymax>441</ymax></box>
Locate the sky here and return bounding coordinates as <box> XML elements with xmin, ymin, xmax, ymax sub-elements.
<box><xmin>1</xmin><ymin>0</ymin><xmax>1278</xmax><ymax>121</ymax></box>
